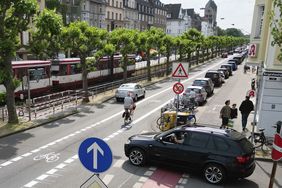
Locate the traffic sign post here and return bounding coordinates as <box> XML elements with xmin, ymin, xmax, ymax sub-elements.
<box><xmin>172</xmin><ymin>63</ymin><xmax>189</xmax><ymax>79</ymax></box>
<box><xmin>79</xmin><ymin>137</ymin><xmax>113</xmax><ymax>174</ymax></box>
<box><xmin>172</xmin><ymin>81</ymin><xmax>184</xmax><ymax>127</ymax></box>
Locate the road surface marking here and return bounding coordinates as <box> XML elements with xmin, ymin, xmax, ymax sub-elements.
<box><xmin>24</xmin><ymin>180</ymin><xmax>38</xmax><ymax>187</ymax></box>
<box><xmin>113</xmin><ymin>159</ymin><xmax>124</xmax><ymax>168</ymax></box>
<box><xmin>20</xmin><ymin>58</ymin><xmax>228</xmax><ymax>187</ymax></box>
<box><xmin>22</xmin><ymin>153</ymin><xmax>32</xmax><ymax>157</ymax></box>
<box><xmin>144</xmin><ymin>170</ymin><xmax>154</xmax><ymax>176</ymax></box>
<box><xmin>138</xmin><ymin>177</ymin><xmax>149</xmax><ymax>182</ymax></box>
<box><xmin>46</xmin><ymin>169</ymin><xmax>58</xmax><ymax>175</ymax></box>
<box><xmin>40</xmin><ymin>145</ymin><xmax>48</xmax><ymax>149</ymax></box>
<box><xmin>149</xmin><ymin>167</ymin><xmax>157</xmax><ymax>171</ymax></box>
<box><xmin>36</xmin><ymin>174</ymin><xmax>49</xmax><ymax>181</ymax></box>
<box><xmin>31</xmin><ymin>149</ymin><xmax>40</xmax><ymax>153</ymax></box>
<box><xmin>64</xmin><ymin>158</ymin><xmax>74</xmax><ymax>164</ymax></box>
<box><xmin>102</xmin><ymin>174</ymin><xmax>114</xmax><ymax>185</ymax></box>
<box><xmin>71</xmin><ymin>155</ymin><xmax>78</xmax><ymax>159</ymax></box>
<box><xmin>11</xmin><ymin>156</ymin><xmax>23</xmax><ymax>162</ymax></box>
<box><xmin>47</xmin><ymin>142</ymin><xmax>56</xmax><ymax>146</ymax></box>
<box><xmin>56</xmin><ymin>163</ymin><xmax>66</xmax><ymax>169</ymax></box>
<box><xmin>133</xmin><ymin>182</ymin><xmax>143</xmax><ymax>188</ymax></box>
<box><xmin>1</xmin><ymin>161</ymin><xmax>12</xmax><ymax>166</ymax></box>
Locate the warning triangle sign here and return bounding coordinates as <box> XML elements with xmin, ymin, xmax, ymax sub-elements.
<box><xmin>172</xmin><ymin>63</ymin><xmax>188</xmax><ymax>78</ymax></box>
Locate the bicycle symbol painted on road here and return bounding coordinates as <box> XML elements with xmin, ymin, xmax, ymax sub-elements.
<box><xmin>33</xmin><ymin>152</ymin><xmax>60</xmax><ymax>163</ymax></box>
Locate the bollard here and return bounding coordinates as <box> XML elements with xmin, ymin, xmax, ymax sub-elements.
<box><xmin>61</xmin><ymin>100</ymin><xmax>64</xmax><ymax>111</ymax></box>
<box><xmin>34</xmin><ymin>108</ymin><xmax>37</xmax><ymax>119</ymax></box>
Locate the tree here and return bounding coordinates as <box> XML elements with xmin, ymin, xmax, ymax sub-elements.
<box><xmin>138</xmin><ymin>27</ymin><xmax>160</xmax><ymax>81</ymax></box>
<box><xmin>101</xmin><ymin>43</ymin><xmax>115</xmax><ymax>81</ymax></box>
<box><xmin>216</xmin><ymin>26</ymin><xmax>226</xmax><ymax>36</ymax></box>
<box><xmin>61</xmin><ymin>21</ymin><xmax>107</xmax><ymax>102</ymax></box>
<box><xmin>29</xmin><ymin>9</ymin><xmax>63</xmax><ymax>59</ymax></box>
<box><xmin>0</xmin><ymin>0</ymin><xmax>38</xmax><ymax>123</ymax></box>
<box><xmin>108</xmin><ymin>28</ymin><xmax>138</xmax><ymax>82</ymax></box>
<box><xmin>162</xmin><ymin>35</ymin><xmax>175</xmax><ymax>75</ymax></box>
<box><xmin>225</xmin><ymin>28</ymin><xmax>244</xmax><ymax>37</ymax></box>
<box><xmin>271</xmin><ymin>0</ymin><xmax>282</xmax><ymax>61</ymax></box>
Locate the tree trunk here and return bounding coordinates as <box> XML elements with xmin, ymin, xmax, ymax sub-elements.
<box><xmin>196</xmin><ymin>50</ymin><xmax>199</xmax><ymax>65</ymax></box>
<box><xmin>166</xmin><ymin>52</ymin><xmax>170</xmax><ymax>76</ymax></box>
<box><xmin>188</xmin><ymin>52</ymin><xmax>191</xmax><ymax>68</ymax></box>
<box><xmin>108</xmin><ymin>55</ymin><xmax>114</xmax><ymax>81</ymax></box>
<box><xmin>123</xmin><ymin>55</ymin><xmax>128</xmax><ymax>82</ymax></box>
<box><xmin>2</xmin><ymin>58</ymin><xmax>18</xmax><ymax>124</ymax></box>
<box><xmin>81</xmin><ymin>57</ymin><xmax>89</xmax><ymax>103</ymax></box>
<box><xmin>146</xmin><ymin>49</ymin><xmax>151</xmax><ymax>81</ymax></box>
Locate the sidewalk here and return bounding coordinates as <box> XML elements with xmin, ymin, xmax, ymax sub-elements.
<box><xmin>223</xmin><ymin>62</ymin><xmax>273</xmax><ymax>161</ymax></box>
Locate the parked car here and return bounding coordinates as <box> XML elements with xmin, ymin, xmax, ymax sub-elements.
<box><xmin>115</xmin><ymin>83</ymin><xmax>145</xmax><ymax>102</ymax></box>
<box><xmin>220</xmin><ymin>64</ymin><xmax>233</xmax><ymax>76</ymax></box>
<box><xmin>217</xmin><ymin>68</ymin><xmax>229</xmax><ymax>79</ymax></box>
<box><xmin>233</xmin><ymin>55</ymin><xmax>244</xmax><ymax>64</ymax></box>
<box><xmin>229</xmin><ymin>58</ymin><xmax>240</xmax><ymax>65</ymax></box>
<box><xmin>228</xmin><ymin>50</ymin><xmax>234</xmax><ymax>55</ymax></box>
<box><xmin>221</xmin><ymin>52</ymin><xmax>228</xmax><ymax>58</ymax></box>
<box><xmin>205</xmin><ymin>70</ymin><xmax>223</xmax><ymax>87</ymax></box>
<box><xmin>217</xmin><ymin>70</ymin><xmax>226</xmax><ymax>82</ymax></box>
<box><xmin>192</xmin><ymin>78</ymin><xmax>214</xmax><ymax>96</ymax></box>
<box><xmin>227</xmin><ymin>60</ymin><xmax>238</xmax><ymax>71</ymax></box>
<box><xmin>180</xmin><ymin>86</ymin><xmax>208</xmax><ymax>106</ymax></box>
<box><xmin>124</xmin><ymin>126</ymin><xmax>256</xmax><ymax>185</ymax></box>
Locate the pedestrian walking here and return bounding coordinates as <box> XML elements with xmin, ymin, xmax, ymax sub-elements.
<box><xmin>230</xmin><ymin>103</ymin><xmax>238</xmax><ymax>119</ymax></box>
<box><xmin>239</xmin><ymin>96</ymin><xmax>254</xmax><ymax>131</ymax></box>
<box><xmin>220</xmin><ymin>100</ymin><xmax>231</xmax><ymax>129</ymax></box>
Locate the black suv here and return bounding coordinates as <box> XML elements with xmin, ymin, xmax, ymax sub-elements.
<box><xmin>124</xmin><ymin>126</ymin><xmax>255</xmax><ymax>185</ymax></box>
<box><xmin>204</xmin><ymin>70</ymin><xmax>223</xmax><ymax>87</ymax></box>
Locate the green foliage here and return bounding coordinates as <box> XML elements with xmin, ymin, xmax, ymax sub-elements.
<box><xmin>0</xmin><ymin>92</ymin><xmax>6</xmax><ymax>105</ymax></box>
<box><xmin>224</xmin><ymin>28</ymin><xmax>244</xmax><ymax>37</ymax></box>
<box><xmin>271</xmin><ymin>0</ymin><xmax>282</xmax><ymax>61</ymax></box>
<box><xmin>29</xmin><ymin>9</ymin><xmax>63</xmax><ymax>59</ymax></box>
<box><xmin>46</xmin><ymin>0</ymin><xmax>61</xmax><ymax>10</ymax></box>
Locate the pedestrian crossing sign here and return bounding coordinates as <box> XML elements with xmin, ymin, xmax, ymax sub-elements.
<box><xmin>172</xmin><ymin>63</ymin><xmax>189</xmax><ymax>78</ymax></box>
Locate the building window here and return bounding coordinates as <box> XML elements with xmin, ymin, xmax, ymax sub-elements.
<box><xmin>120</xmin><ymin>13</ymin><xmax>122</xmax><ymax>20</ymax></box>
<box><xmin>120</xmin><ymin>2</ymin><xmax>122</xmax><ymax>8</ymax></box>
<box><xmin>116</xmin><ymin>13</ymin><xmax>118</xmax><ymax>20</ymax></box>
<box><xmin>107</xmin><ymin>11</ymin><xmax>110</xmax><ymax>19</ymax></box>
<box><xmin>116</xmin><ymin>1</ymin><xmax>118</xmax><ymax>7</ymax></box>
<box><xmin>112</xmin><ymin>12</ymin><xmax>114</xmax><ymax>19</ymax></box>
<box><xmin>255</xmin><ymin>5</ymin><xmax>264</xmax><ymax>38</ymax></box>
<box><xmin>112</xmin><ymin>0</ymin><xmax>114</xmax><ymax>6</ymax></box>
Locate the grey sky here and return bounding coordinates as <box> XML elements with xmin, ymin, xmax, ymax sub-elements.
<box><xmin>161</xmin><ymin>0</ymin><xmax>255</xmax><ymax>34</ymax></box>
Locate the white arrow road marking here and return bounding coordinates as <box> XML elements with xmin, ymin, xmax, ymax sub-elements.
<box><xmin>87</xmin><ymin>142</ymin><xmax>104</xmax><ymax>169</ymax></box>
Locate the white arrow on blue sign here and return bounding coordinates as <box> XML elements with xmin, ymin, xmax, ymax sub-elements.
<box><xmin>79</xmin><ymin>137</ymin><xmax>112</xmax><ymax>173</ymax></box>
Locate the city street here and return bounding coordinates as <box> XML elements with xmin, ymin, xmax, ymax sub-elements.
<box><xmin>0</xmin><ymin>56</ymin><xmax>281</xmax><ymax>188</ymax></box>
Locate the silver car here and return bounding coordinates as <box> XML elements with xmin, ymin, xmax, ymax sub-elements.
<box><xmin>115</xmin><ymin>83</ymin><xmax>146</xmax><ymax>102</ymax></box>
<box><xmin>181</xmin><ymin>86</ymin><xmax>208</xmax><ymax>106</ymax></box>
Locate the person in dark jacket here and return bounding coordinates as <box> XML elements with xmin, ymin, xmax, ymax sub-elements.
<box><xmin>220</xmin><ymin>100</ymin><xmax>231</xmax><ymax>129</ymax></box>
<box><xmin>230</xmin><ymin>103</ymin><xmax>238</xmax><ymax>119</ymax></box>
<box><xmin>239</xmin><ymin>96</ymin><xmax>254</xmax><ymax>131</ymax></box>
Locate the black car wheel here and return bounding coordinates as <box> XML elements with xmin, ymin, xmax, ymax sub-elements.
<box><xmin>203</xmin><ymin>163</ymin><xmax>226</xmax><ymax>185</ymax></box>
<box><xmin>129</xmin><ymin>148</ymin><xmax>146</xmax><ymax>166</ymax></box>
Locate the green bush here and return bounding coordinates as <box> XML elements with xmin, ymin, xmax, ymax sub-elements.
<box><xmin>0</xmin><ymin>92</ymin><xmax>6</xmax><ymax>106</ymax></box>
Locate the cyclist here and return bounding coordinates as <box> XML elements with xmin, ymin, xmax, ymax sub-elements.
<box><xmin>123</xmin><ymin>92</ymin><xmax>134</xmax><ymax>121</ymax></box>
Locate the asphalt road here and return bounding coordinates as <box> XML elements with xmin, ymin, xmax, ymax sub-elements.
<box><xmin>0</xmin><ymin>56</ymin><xmax>281</xmax><ymax>188</ymax></box>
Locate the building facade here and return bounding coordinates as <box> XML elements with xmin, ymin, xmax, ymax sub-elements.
<box><xmin>81</xmin><ymin>0</ymin><xmax>107</xmax><ymax>29</ymax></box>
<box><xmin>247</xmin><ymin>0</ymin><xmax>282</xmax><ymax>137</ymax></box>
<box><xmin>136</xmin><ymin>0</ymin><xmax>154</xmax><ymax>31</ymax></box>
<box><xmin>151</xmin><ymin>0</ymin><xmax>167</xmax><ymax>31</ymax></box>
<box><xmin>186</xmin><ymin>9</ymin><xmax>201</xmax><ymax>32</ymax></box>
<box><xmin>204</xmin><ymin>0</ymin><xmax>217</xmax><ymax>35</ymax></box>
<box><xmin>201</xmin><ymin>19</ymin><xmax>213</xmax><ymax>36</ymax></box>
<box><xmin>165</xmin><ymin>4</ymin><xmax>191</xmax><ymax>36</ymax></box>
<box><xmin>105</xmin><ymin>0</ymin><xmax>124</xmax><ymax>31</ymax></box>
<box><xmin>123</xmin><ymin>0</ymin><xmax>139</xmax><ymax>29</ymax></box>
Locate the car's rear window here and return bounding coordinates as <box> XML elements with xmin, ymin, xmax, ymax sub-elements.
<box><xmin>120</xmin><ymin>84</ymin><xmax>134</xmax><ymax>89</ymax></box>
<box><xmin>193</xmin><ymin>80</ymin><xmax>207</xmax><ymax>86</ymax></box>
<box><xmin>237</xmin><ymin>138</ymin><xmax>253</xmax><ymax>154</ymax></box>
<box><xmin>185</xmin><ymin>88</ymin><xmax>200</xmax><ymax>93</ymax></box>
<box><xmin>205</xmin><ymin>73</ymin><xmax>218</xmax><ymax>78</ymax></box>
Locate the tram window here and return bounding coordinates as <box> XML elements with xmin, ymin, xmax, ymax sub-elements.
<box><xmin>60</xmin><ymin>64</ymin><xmax>68</xmax><ymax>76</ymax></box>
<box><xmin>29</xmin><ymin>68</ymin><xmax>46</xmax><ymax>80</ymax></box>
<box><xmin>70</xmin><ymin>64</ymin><xmax>81</xmax><ymax>74</ymax></box>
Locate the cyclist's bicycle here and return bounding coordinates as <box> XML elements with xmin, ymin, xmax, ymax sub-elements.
<box><xmin>123</xmin><ymin>108</ymin><xmax>133</xmax><ymax>125</ymax></box>
<box><xmin>248</xmin><ymin>128</ymin><xmax>274</xmax><ymax>151</ymax></box>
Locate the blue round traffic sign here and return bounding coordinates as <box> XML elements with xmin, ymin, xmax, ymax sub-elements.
<box><xmin>78</xmin><ymin>137</ymin><xmax>113</xmax><ymax>173</ymax></box>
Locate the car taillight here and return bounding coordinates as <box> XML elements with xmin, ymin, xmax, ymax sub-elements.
<box><xmin>183</xmin><ymin>93</ymin><xmax>187</xmax><ymax>96</ymax></box>
<box><xmin>236</xmin><ymin>156</ymin><xmax>250</xmax><ymax>164</ymax></box>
